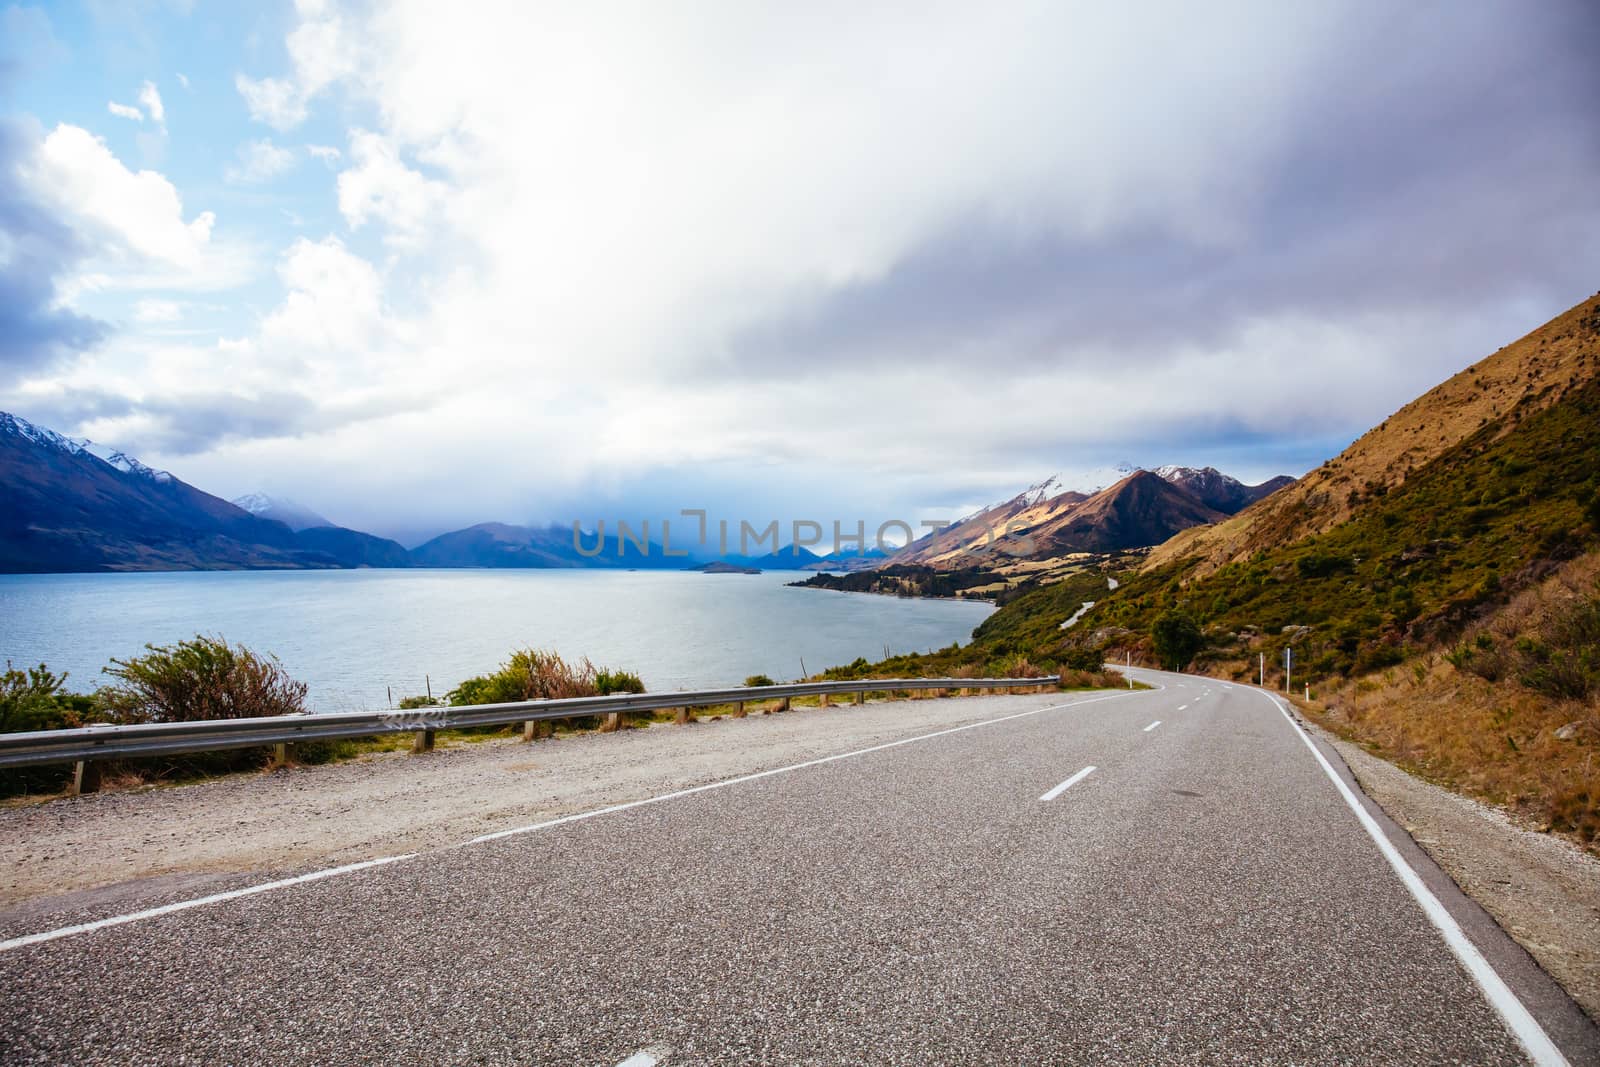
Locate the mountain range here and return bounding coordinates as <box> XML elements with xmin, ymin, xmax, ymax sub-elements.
<box><xmin>888</xmin><ymin>466</ymin><xmax>1292</xmax><ymax>569</ymax></box>
<box><xmin>0</xmin><ymin>410</ymin><xmax>1286</xmax><ymax>574</ymax></box>
<box><xmin>0</xmin><ymin>414</ymin><xmax>407</xmax><ymax>573</ymax></box>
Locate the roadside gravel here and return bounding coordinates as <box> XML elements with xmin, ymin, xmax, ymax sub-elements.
<box><xmin>0</xmin><ymin>694</ymin><xmax>1039</xmax><ymax>911</ymax></box>
<box><xmin>1313</xmin><ymin>722</ymin><xmax>1600</xmax><ymax>1023</ymax></box>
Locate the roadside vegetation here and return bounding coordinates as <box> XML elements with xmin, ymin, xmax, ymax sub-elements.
<box><xmin>2</xmin><ymin>633</ymin><xmax>1095</xmax><ymax>802</ymax></box>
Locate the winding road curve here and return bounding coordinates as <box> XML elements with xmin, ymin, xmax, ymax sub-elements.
<box><xmin>2</xmin><ymin>669</ymin><xmax>1596</xmax><ymax>1064</ymax></box>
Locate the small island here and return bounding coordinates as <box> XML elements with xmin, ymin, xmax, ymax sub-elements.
<box><xmin>689</xmin><ymin>561</ymin><xmax>762</xmax><ymax>574</ymax></box>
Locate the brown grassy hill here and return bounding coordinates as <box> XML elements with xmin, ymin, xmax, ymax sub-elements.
<box><xmin>1147</xmin><ymin>290</ymin><xmax>1600</xmax><ymax>576</ymax></box>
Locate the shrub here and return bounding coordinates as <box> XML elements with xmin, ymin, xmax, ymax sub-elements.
<box><xmin>1057</xmin><ymin>646</ymin><xmax>1105</xmax><ymax>672</ymax></box>
<box><xmin>743</xmin><ymin>674</ymin><xmax>775</xmax><ymax>687</ymax></box>
<box><xmin>1151</xmin><ymin>610</ymin><xmax>1203</xmax><ymax>672</ymax></box>
<box><xmin>396</xmin><ymin>695</ymin><xmax>441</xmax><ymax>709</ymax></box>
<box><xmin>595</xmin><ymin>669</ymin><xmax>645</xmax><ymax>695</ymax></box>
<box><xmin>0</xmin><ymin>662</ymin><xmax>84</xmax><ymax>733</ymax></box>
<box><xmin>447</xmin><ymin>649</ymin><xmax>645</xmax><ymax>705</ymax></box>
<box><xmin>96</xmin><ymin>636</ymin><xmax>307</xmax><ymax>723</ymax></box>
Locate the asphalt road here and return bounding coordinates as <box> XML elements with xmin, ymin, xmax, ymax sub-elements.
<box><xmin>2</xmin><ymin>671</ymin><xmax>1596</xmax><ymax>1065</ymax></box>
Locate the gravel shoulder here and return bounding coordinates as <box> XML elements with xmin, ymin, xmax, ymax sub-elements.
<box><xmin>0</xmin><ymin>694</ymin><xmax>1055</xmax><ymax>913</ymax></box>
<box><xmin>1310</xmin><ymin>721</ymin><xmax>1600</xmax><ymax>1023</ymax></box>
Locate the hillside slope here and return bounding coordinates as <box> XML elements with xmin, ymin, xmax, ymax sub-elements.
<box><xmin>1149</xmin><ymin>291</ymin><xmax>1600</xmax><ymax>575</ymax></box>
<box><xmin>0</xmin><ymin>413</ymin><xmax>331</xmax><ymax>572</ymax></box>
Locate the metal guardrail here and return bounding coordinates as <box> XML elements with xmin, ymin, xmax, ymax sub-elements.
<box><xmin>0</xmin><ymin>675</ymin><xmax>1061</xmax><ymax>773</ymax></box>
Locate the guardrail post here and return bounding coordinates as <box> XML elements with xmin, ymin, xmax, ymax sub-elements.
<box><xmin>271</xmin><ymin>742</ymin><xmax>291</xmax><ymax>766</ymax></box>
<box><xmin>523</xmin><ymin>720</ymin><xmax>552</xmax><ymax>741</ymax></box>
<box><xmin>412</xmin><ymin>729</ymin><xmax>435</xmax><ymax>753</ymax></box>
<box><xmin>853</xmin><ymin>691</ymin><xmax>864</xmax><ymax>706</ymax></box>
<box><xmin>71</xmin><ymin>760</ymin><xmax>101</xmax><ymax>795</ymax></box>
<box><xmin>818</xmin><ymin>692</ymin><xmax>830</xmax><ymax>707</ymax></box>
<box><xmin>601</xmin><ymin>712</ymin><xmax>623</xmax><ymax>732</ymax></box>
<box><xmin>733</xmin><ymin>701</ymin><xmax>746</xmax><ymax>718</ymax></box>
<box><xmin>768</xmin><ymin>697</ymin><xmax>790</xmax><ymax>714</ymax></box>
<box><xmin>674</xmin><ymin>706</ymin><xmax>691</xmax><ymax>725</ymax></box>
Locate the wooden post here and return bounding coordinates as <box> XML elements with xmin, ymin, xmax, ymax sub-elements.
<box><xmin>71</xmin><ymin>760</ymin><xmax>101</xmax><ymax>795</ymax></box>
<box><xmin>819</xmin><ymin>692</ymin><xmax>830</xmax><ymax>707</ymax></box>
<box><xmin>601</xmin><ymin>712</ymin><xmax>623</xmax><ymax>732</ymax></box>
<box><xmin>733</xmin><ymin>701</ymin><xmax>747</xmax><ymax>718</ymax></box>
<box><xmin>272</xmin><ymin>742</ymin><xmax>290</xmax><ymax>766</ymax></box>
<box><xmin>960</xmin><ymin>687</ymin><xmax>971</xmax><ymax>697</ymax></box>
<box><xmin>412</xmin><ymin>729</ymin><xmax>435</xmax><ymax>753</ymax></box>
<box><xmin>675</xmin><ymin>706</ymin><xmax>691</xmax><ymax>725</ymax></box>
<box><xmin>853</xmin><ymin>691</ymin><xmax>864</xmax><ymax>706</ymax></box>
<box><xmin>523</xmin><ymin>720</ymin><xmax>552</xmax><ymax>741</ymax></box>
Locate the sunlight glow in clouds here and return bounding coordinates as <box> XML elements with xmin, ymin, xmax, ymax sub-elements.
<box><xmin>2</xmin><ymin>1</ymin><xmax>1597</xmax><ymax>541</ymax></box>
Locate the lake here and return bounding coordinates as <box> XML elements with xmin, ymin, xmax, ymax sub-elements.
<box><xmin>0</xmin><ymin>569</ymin><xmax>994</xmax><ymax>712</ymax></box>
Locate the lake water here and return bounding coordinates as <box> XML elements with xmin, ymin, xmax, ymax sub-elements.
<box><xmin>0</xmin><ymin>569</ymin><xmax>993</xmax><ymax>712</ymax></box>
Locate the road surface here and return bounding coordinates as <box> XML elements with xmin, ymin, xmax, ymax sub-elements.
<box><xmin>2</xmin><ymin>669</ymin><xmax>1595</xmax><ymax>1064</ymax></box>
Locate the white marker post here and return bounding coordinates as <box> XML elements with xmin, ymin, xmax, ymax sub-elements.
<box><xmin>1259</xmin><ymin>652</ymin><xmax>1264</xmax><ymax>687</ymax></box>
<box><xmin>1284</xmin><ymin>647</ymin><xmax>1292</xmax><ymax>695</ymax></box>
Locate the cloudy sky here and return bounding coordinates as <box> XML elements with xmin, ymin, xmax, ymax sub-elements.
<box><xmin>2</xmin><ymin>1</ymin><xmax>1597</xmax><ymax>545</ymax></box>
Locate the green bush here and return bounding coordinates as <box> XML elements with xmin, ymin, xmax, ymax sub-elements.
<box><xmin>1057</xmin><ymin>646</ymin><xmax>1105</xmax><ymax>672</ymax></box>
<box><xmin>1151</xmin><ymin>610</ymin><xmax>1203</xmax><ymax>671</ymax></box>
<box><xmin>396</xmin><ymin>695</ymin><xmax>441</xmax><ymax>709</ymax></box>
<box><xmin>0</xmin><ymin>662</ymin><xmax>85</xmax><ymax>733</ymax></box>
<box><xmin>96</xmin><ymin>636</ymin><xmax>307</xmax><ymax>723</ymax></box>
<box><xmin>447</xmin><ymin>649</ymin><xmax>644</xmax><ymax>705</ymax></box>
<box><xmin>595</xmin><ymin>669</ymin><xmax>645</xmax><ymax>695</ymax></box>
<box><xmin>743</xmin><ymin>674</ymin><xmax>775</xmax><ymax>687</ymax></box>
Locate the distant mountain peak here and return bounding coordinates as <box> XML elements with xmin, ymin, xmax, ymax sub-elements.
<box><xmin>231</xmin><ymin>492</ymin><xmax>332</xmax><ymax>532</ymax></box>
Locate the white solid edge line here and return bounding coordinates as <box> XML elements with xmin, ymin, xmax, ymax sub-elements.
<box><xmin>1</xmin><ymin>690</ymin><xmax>1141</xmax><ymax>953</ymax></box>
<box><xmin>471</xmin><ymin>691</ymin><xmax>1137</xmax><ymax>843</ymax></box>
<box><xmin>1</xmin><ymin>690</ymin><xmax>1142</xmax><ymax>954</ymax></box>
<box><xmin>615</xmin><ymin>1052</ymin><xmax>660</xmax><ymax>1067</ymax></box>
<box><xmin>0</xmin><ymin>854</ymin><xmax>417</xmax><ymax>954</ymax></box>
<box><xmin>1039</xmin><ymin>765</ymin><xmax>1096</xmax><ymax>802</ymax></box>
<box><xmin>1143</xmin><ymin>720</ymin><xmax>1162</xmax><ymax>732</ymax></box>
<box><xmin>1255</xmin><ymin>687</ymin><xmax>1568</xmax><ymax>1067</ymax></box>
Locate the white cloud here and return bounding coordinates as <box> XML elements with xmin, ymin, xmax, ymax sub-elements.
<box><xmin>335</xmin><ymin>130</ymin><xmax>446</xmax><ymax>245</ymax></box>
<box><xmin>235</xmin><ymin>74</ymin><xmax>306</xmax><ymax>130</ymax></box>
<box><xmin>176</xmin><ymin>72</ymin><xmax>190</xmax><ymax>90</ymax></box>
<box><xmin>25</xmin><ymin>3</ymin><xmax>1599</xmax><ymax>537</ymax></box>
<box><xmin>138</xmin><ymin>81</ymin><xmax>165</xmax><ymax>124</ymax></box>
<box><xmin>261</xmin><ymin>236</ymin><xmax>384</xmax><ymax>354</ymax></box>
<box><xmin>107</xmin><ymin>101</ymin><xmax>143</xmax><ymax>121</ymax></box>
<box><xmin>235</xmin><ymin>2</ymin><xmax>359</xmax><ymax>129</ymax></box>
<box><xmin>225</xmin><ymin>139</ymin><xmax>299</xmax><ymax>183</ymax></box>
<box><xmin>134</xmin><ymin>299</ymin><xmax>182</xmax><ymax>323</ymax></box>
<box><xmin>21</xmin><ymin>124</ymin><xmax>213</xmax><ymax>270</ymax></box>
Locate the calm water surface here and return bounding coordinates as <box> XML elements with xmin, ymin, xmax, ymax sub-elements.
<box><xmin>0</xmin><ymin>569</ymin><xmax>993</xmax><ymax>711</ymax></box>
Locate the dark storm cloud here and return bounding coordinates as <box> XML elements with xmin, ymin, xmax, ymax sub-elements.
<box><xmin>727</xmin><ymin>4</ymin><xmax>1600</xmax><ymax>379</ymax></box>
<box><xmin>0</xmin><ymin>121</ymin><xmax>109</xmax><ymax>381</ymax></box>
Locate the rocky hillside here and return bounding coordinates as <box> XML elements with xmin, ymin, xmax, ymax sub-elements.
<box><xmin>889</xmin><ymin>465</ymin><xmax>1286</xmax><ymax>569</ymax></box>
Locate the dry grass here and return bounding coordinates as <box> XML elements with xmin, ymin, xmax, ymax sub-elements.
<box><xmin>1305</xmin><ymin>660</ymin><xmax>1598</xmax><ymax>849</ymax></box>
<box><xmin>1149</xmin><ymin>291</ymin><xmax>1600</xmax><ymax>576</ymax></box>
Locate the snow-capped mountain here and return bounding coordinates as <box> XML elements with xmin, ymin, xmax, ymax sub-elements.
<box><xmin>1152</xmin><ymin>465</ymin><xmax>1295</xmax><ymax>513</ymax></box>
<box><xmin>0</xmin><ymin>410</ymin><xmax>410</xmax><ymax>572</ymax></box>
<box><xmin>0</xmin><ymin>413</ymin><xmax>175</xmax><ymax>485</ymax></box>
<box><xmin>232</xmin><ymin>492</ymin><xmax>333</xmax><ymax>532</ymax></box>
